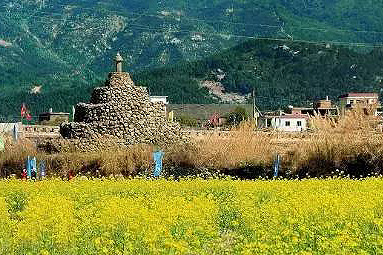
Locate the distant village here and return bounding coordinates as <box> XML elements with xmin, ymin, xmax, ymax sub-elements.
<box><xmin>0</xmin><ymin>91</ymin><xmax>381</xmax><ymax>140</ymax></box>
<box><xmin>169</xmin><ymin>92</ymin><xmax>382</xmax><ymax>132</ymax></box>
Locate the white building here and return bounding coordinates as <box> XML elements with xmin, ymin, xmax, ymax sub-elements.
<box><xmin>339</xmin><ymin>92</ymin><xmax>380</xmax><ymax>115</ymax></box>
<box><xmin>259</xmin><ymin>114</ymin><xmax>308</xmax><ymax>132</ymax></box>
<box><xmin>149</xmin><ymin>96</ymin><xmax>168</xmax><ymax>105</ymax></box>
<box><xmin>0</xmin><ymin>122</ymin><xmax>21</xmax><ymax>134</ymax></box>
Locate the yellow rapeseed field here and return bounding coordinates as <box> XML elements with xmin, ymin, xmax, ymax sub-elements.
<box><xmin>0</xmin><ymin>178</ymin><xmax>382</xmax><ymax>254</ymax></box>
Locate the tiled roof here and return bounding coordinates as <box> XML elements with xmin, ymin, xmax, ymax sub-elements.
<box><xmin>168</xmin><ymin>104</ymin><xmax>253</xmax><ymax>120</ymax></box>
<box><xmin>277</xmin><ymin>115</ymin><xmax>309</xmax><ymax>119</ymax></box>
<box><xmin>264</xmin><ymin>114</ymin><xmax>309</xmax><ymax>119</ymax></box>
<box><xmin>339</xmin><ymin>93</ymin><xmax>378</xmax><ymax>98</ymax></box>
<box><xmin>39</xmin><ymin>112</ymin><xmax>70</xmax><ymax>116</ymax></box>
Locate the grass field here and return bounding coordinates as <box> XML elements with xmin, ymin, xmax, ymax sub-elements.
<box><xmin>0</xmin><ymin>178</ymin><xmax>382</xmax><ymax>254</ymax></box>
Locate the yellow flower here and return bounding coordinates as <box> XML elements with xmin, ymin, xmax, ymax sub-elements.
<box><xmin>0</xmin><ymin>178</ymin><xmax>381</xmax><ymax>254</ymax></box>
<box><xmin>94</xmin><ymin>237</ymin><xmax>102</xmax><ymax>246</ymax></box>
<box><xmin>40</xmin><ymin>250</ymin><xmax>50</xmax><ymax>255</ymax></box>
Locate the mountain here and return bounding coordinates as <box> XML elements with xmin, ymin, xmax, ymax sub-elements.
<box><xmin>135</xmin><ymin>39</ymin><xmax>383</xmax><ymax>111</ymax></box>
<box><xmin>1</xmin><ymin>1</ymin><xmax>383</xmax><ymax>117</ymax></box>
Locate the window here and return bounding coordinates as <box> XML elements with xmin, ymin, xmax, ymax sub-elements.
<box><xmin>285</xmin><ymin>121</ymin><xmax>291</xmax><ymax>127</ymax></box>
<box><xmin>297</xmin><ymin>121</ymin><xmax>302</xmax><ymax>127</ymax></box>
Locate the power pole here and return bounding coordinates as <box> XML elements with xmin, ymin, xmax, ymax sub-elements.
<box><xmin>252</xmin><ymin>86</ymin><xmax>263</xmax><ymax>128</ymax></box>
<box><xmin>253</xmin><ymin>88</ymin><xmax>259</xmax><ymax>127</ymax></box>
<box><xmin>253</xmin><ymin>88</ymin><xmax>256</xmax><ymax>120</ymax></box>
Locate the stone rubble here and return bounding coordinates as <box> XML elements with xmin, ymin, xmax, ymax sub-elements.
<box><xmin>58</xmin><ymin>72</ymin><xmax>184</xmax><ymax>152</ymax></box>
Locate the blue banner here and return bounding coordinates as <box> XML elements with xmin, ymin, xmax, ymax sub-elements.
<box><xmin>273</xmin><ymin>154</ymin><xmax>281</xmax><ymax>177</ymax></box>
<box><xmin>39</xmin><ymin>160</ymin><xmax>46</xmax><ymax>179</ymax></box>
<box><xmin>26</xmin><ymin>156</ymin><xmax>37</xmax><ymax>178</ymax></box>
<box><xmin>26</xmin><ymin>156</ymin><xmax>31</xmax><ymax>177</ymax></box>
<box><xmin>153</xmin><ymin>151</ymin><xmax>164</xmax><ymax>177</ymax></box>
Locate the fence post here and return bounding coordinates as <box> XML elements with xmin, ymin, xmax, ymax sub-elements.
<box><xmin>13</xmin><ymin>124</ymin><xmax>18</xmax><ymax>142</ymax></box>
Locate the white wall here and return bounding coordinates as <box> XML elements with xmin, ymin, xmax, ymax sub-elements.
<box><xmin>149</xmin><ymin>96</ymin><xmax>168</xmax><ymax>104</ymax></box>
<box><xmin>272</xmin><ymin>118</ymin><xmax>307</xmax><ymax>132</ymax></box>
<box><xmin>0</xmin><ymin>123</ymin><xmax>20</xmax><ymax>134</ymax></box>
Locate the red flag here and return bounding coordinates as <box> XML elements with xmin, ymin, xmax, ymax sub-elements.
<box><xmin>209</xmin><ymin>113</ymin><xmax>220</xmax><ymax>127</ymax></box>
<box><xmin>26</xmin><ymin>112</ymin><xmax>32</xmax><ymax>121</ymax></box>
<box><xmin>21</xmin><ymin>103</ymin><xmax>27</xmax><ymax>117</ymax></box>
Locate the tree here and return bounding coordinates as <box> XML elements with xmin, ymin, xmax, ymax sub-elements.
<box><xmin>227</xmin><ymin>107</ymin><xmax>249</xmax><ymax>126</ymax></box>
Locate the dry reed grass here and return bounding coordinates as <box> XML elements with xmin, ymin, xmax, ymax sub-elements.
<box><xmin>1</xmin><ymin>108</ymin><xmax>383</xmax><ymax>178</ymax></box>
<box><xmin>0</xmin><ymin>135</ymin><xmax>153</xmax><ymax>177</ymax></box>
<box><xmin>167</xmin><ymin>108</ymin><xmax>383</xmax><ymax>178</ymax></box>
<box><xmin>287</xmin><ymin>109</ymin><xmax>383</xmax><ymax>177</ymax></box>
<box><xmin>166</xmin><ymin>121</ymin><xmax>275</xmax><ymax>171</ymax></box>
<box><xmin>0</xmin><ymin>135</ymin><xmax>39</xmax><ymax>177</ymax></box>
<box><xmin>44</xmin><ymin>144</ymin><xmax>153</xmax><ymax>177</ymax></box>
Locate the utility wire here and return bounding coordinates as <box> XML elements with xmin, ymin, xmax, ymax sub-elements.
<box><xmin>2</xmin><ymin>7</ymin><xmax>383</xmax><ymax>48</ymax></box>
<box><xmin>3</xmin><ymin>2</ymin><xmax>257</xmax><ymax>14</ymax></box>
<box><xmin>4</xmin><ymin>16</ymin><xmax>383</xmax><ymax>49</ymax></box>
<box><xmin>4</xmin><ymin>7</ymin><xmax>383</xmax><ymax>36</ymax></box>
<box><xmin>3</xmin><ymin>16</ymin><xmax>383</xmax><ymax>48</ymax></box>
<box><xmin>114</xmin><ymin>24</ymin><xmax>383</xmax><ymax>48</ymax></box>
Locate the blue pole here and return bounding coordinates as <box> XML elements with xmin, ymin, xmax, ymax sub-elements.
<box><xmin>31</xmin><ymin>157</ymin><xmax>37</xmax><ymax>179</ymax></box>
<box><xmin>26</xmin><ymin>156</ymin><xmax>32</xmax><ymax>178</ymax></box>
<box><xmin>39</xmin><ymin>160</ymin><xmax>46</xmax><ymax>179</ymax></box>
<box><xmin>153</xmin><ymin>151</ymin><xmax>164</xmax><ymax>177</ymax></box>
<box><xmin>273</xmin><ymin>154</ymin><xmax>281</xmax><ymax>178</ymax></box>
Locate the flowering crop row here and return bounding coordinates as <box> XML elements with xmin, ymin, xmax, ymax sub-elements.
<box><xmin>0</xmin><ymin>178</ymin><xmax>382</xmax><ymax>254</ymax></box>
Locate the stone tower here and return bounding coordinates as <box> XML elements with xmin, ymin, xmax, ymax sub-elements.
<box><xmin>115</xmin><ymin>52</ymin><xmax>123</xmax><ymax>72</ymax></box>
<box><xmin>59</xmin><ymin>54</ymin><xmax>183</xmax><ymax>151</ymax></box>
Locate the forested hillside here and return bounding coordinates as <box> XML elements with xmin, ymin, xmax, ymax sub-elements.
<box><xmin>136</xmin><ymin>39</ymin><xmax>383</xmax><ymax>110</ymax></box>
<box><xmin>1</xmin><ymin>0</ymin><xmax>383</xmax><ymax>117</ymax></box>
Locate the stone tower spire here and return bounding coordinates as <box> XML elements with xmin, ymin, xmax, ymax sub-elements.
<box><xmin>59</xmin><ymin>62</ymin><xmax>184</xmax><ymax>151</ymax></box>
<box><xmin>114</xmin><ymin>52</ymin><xmax>124</xmax><ymax>72</ymax></box>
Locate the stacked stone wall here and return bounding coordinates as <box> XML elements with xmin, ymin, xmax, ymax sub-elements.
<box><xmin>59</xmin><ymin>72</ymin><xmax>184</xmax><ymax>151</ymax></box>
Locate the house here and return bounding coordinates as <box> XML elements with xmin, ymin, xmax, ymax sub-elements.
<box><xmin>149</xmin><ymin>96</ymin><xmax>168</xmax><ymax>105</ymax></box>
<box><xmin>38</xmin><ymin>108</ymin><xmax>70</xmax><ymax>125</ymax></box>
<box><xmin>259</xmin><ymin>114</ymin><xmax>309</xmax><ymax>132</ymax></box>
<box><xmin>288</xmin><ymin>97</ymin><xmax>339</xmax><ymax>117</ymax></box>
<box><xmin>167</xmin><ymin>104</ymin><xmax>253</xmax><ymax>126</ymax></box>
<box><xmin>339</xmin><ymin>93</ymin><xmax>380</xmax><ymax>116</ymax></box>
